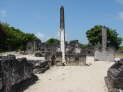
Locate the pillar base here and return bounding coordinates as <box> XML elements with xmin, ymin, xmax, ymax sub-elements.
<box><xmin>62</xmin><ymin>62</ymin><xmax>67</xmax><ymax>66</ymax></box>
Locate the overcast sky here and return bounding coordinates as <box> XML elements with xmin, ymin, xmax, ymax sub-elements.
<box><xmin>0</xmin><ymin>0</ymin><xmax>123</xmax><ymax>44</ymax></box>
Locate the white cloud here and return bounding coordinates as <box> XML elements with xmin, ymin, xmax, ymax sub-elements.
<box><xmin>35</xmin><ymin>32</ymin><xmax>45</xmax><ymax>38</ymax></box>
<box><xmin>35</xmin><ymin>32</ymin><xmax>59</xmax><ymax>42</ymax></box>
<box><xmin>0</xmin><ymin>10</ymin><xmax>7</xmax><ymax>17</ymax></box>
<box><xmin>118</xmin><ymin>12</ymin><xmax>123</xmax><ymax>20</ymax></box>
<box><xmin>35</xmin><ymin>32</ymin><xmax>48</xmax><ymax>42</ymax></box>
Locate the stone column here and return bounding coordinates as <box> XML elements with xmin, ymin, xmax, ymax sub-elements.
<box><xmin>102</xmin><ymin>27</ymin><xmax>107</xmax><ymax>51</ymax></box>
<box><xmin>60</xmin><ymin>6</ymin><xmax>66</xmax><ymax>65</ymax></box>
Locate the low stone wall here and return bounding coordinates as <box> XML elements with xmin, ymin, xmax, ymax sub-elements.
<box><xmin>66</xmin><ymin>55</ymin><xmax>86</xmax><ymax>65</ymax></box>
<box><xmin>95</xmin><ymin>48</ymin><xmax>115</xmax><ymax>61</ymax></box>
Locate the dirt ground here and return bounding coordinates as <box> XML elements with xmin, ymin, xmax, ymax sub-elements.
<box><xmin>24</xmin><ymin>61</ymin><xmax>113</xmax><ymax>92</ymax></box>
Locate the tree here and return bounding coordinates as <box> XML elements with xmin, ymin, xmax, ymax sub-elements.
<box><xmin>0</xmin><ymin>22</ymin><xmax>39</xmax><ymax>51</ymax></box>
<box><xmin>0</xmin><ymin>23</ymin><xmax>7</xmax><ymax>50</ymax></box>
<box><xmin>86</xmin><ymin>25</ymin><xmax>122</xmax><ymax>49</ymax></box>
<box><xmin>45</xmin><ymin>38</ymin><xmax>60</xmax><ymax>44</ymax></box>
<box><xmin>119</xmin><ymin>46</ymin><xmax>123</xmax><ymax>50</ymax></box>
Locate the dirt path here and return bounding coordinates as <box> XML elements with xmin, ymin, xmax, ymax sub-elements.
<box><xmin>24</xmin><ymin>61</ymin><xmax>113</xmax><ymax>92</ymax></box>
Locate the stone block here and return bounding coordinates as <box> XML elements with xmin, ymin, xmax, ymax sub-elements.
<box><xmin>0</xmin><ymin>55</ymin><xmax>33</xmax><ymax>91</ymax></box>
<box><xmin>106</xmin><ymin>59</ymin><xmax>123</xmax><ymax>92</ymax></box>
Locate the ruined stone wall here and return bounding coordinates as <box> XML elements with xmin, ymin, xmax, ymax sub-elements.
<box><xmin>105</xmin><ymin>59</ymin><xmax>123</xmax><ymax>92</ymax></box>
<box><xmin>95</xmin><ymin>48</ymin><xmax>115</xmax><ymax>61</ymax></box>
<box><xmin>0</xmin><ymin>55</ymin><xmax>33</xmax><ymax>91</ymax></box>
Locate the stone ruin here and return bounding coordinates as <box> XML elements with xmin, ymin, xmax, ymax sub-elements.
<box><xmin>30</xmin><ymin>60</ymin><xmax>50</xmax><ymax>74</ymax></box>
<box><xmin>0</xmin><ymin>54</ymin><xmax>50</xmax><ymax>92</ymax></box>
<box><xmin>95</xmin><ymin>47</ymin><xmax>115</xmax><ymax>61</ymax></box>
<box><xmin>65</xmin><ymin>40</ymin><xmax>94</xmax><ymax>65</ymax></box>
<box><xmin>94</xmin><ymin>27</ymin><xmax>115</xmax><ymax>61</ymax></box>
<box><xmin>33</xmin><ymin>40</ymin><xmax>95</xmax><ymax>65</ymax></box>
<box><xmin>30</xmin><ymin>40</ymin><xmax>95</xmax><ymax>66</ymax></box>
<box><xmin>105</xmin><ymin>59</ymin><xmax>123</xmax><ymax>92</ymax></box>
<box><xmin>24</xmin><ymin>30</ymin><xmax>115</xmax><ymax>65</ymax></box>
<box><xmin>25</xmin><ymin>8</ymin><xmax>115</xmax><ymax>65</ymax></box>
<box><xmin>0</xmin><ymin>55</ymin><xmax>33</xmax><ymax>92</ymax></box>
<box><xmin>25</xmin><ymin>27</ymin><xmax>115</xmax><ymax>66</ymax></box>
<box><xmin>26</xmin><ymin>39</ymin><xmax>42</xmax><ymax>54</ymax></box>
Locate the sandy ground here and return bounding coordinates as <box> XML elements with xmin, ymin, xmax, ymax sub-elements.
<box><xmin>24</xmin><ymin>61</ymin><xmax>114</xmax><ymax>92</ymax></box>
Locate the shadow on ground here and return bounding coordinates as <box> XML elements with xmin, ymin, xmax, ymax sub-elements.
<box><xmin>12</xmin><ymin>74</ymin><xmax>38</xmax><ymax>92</ymax></box>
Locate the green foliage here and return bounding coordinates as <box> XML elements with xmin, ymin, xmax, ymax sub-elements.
<box><xmin>45</xmin><ymin>38</ymin><xmax>60</xmax><ymax>44</ymax></box>
<box><xmin>80</xmin><ymin>44</ymin><xmax>93</xmax><ymax>48</ymax></box>
<box><xmin>86</xmin><ymin>25</ymin><xmax>122</xmax><ymax>49</ymax></box>
<box><xmin>0</xmin><ymin>22</ymin><xmax>38</xmax><ymax>51</ymax></box>
<box><xmin>118</xmin><ymin>46</ymin><xmax>123</xmax><ymax>50</ymax></box>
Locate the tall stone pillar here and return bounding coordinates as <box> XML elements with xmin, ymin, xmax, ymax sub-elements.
<box><xmin>60</xmin><ymin>6</ymin><xmax>66</xmax><ymax>65</ymax></box>
<box><xmin>102</xmin><ymin>27</ymin><xmax>107</xmax><ymax>51</ymax></box>
<box><xmin>94</xmin><ymin>27</ymin><xmax>114</xmax><ymax>61</ymax></box>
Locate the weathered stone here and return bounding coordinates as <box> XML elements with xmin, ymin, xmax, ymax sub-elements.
<box><xmin>31</xmin><ymin>60</ymin><xmax>50</xmax><ymax>74</ymax></box>
<box><xmin>60</xmin><ymin>6</ymin><xmax>66</xmax><ymax>64</ymax></box>
<box><xmin>35</xmin><ymin>52</ymin><xmax>43</xmax><ymax>57</ymax></box>
<box><xmin>0</xmin><ymin>55</ymin><xmax>33</xmax><ymax>91</ymax></box>
<box><xmin>95</xmin><ymin>48</ymin><xmax>115</xmax><ymax>61</ymax></box>
<box><xmin>105</xmin><ymin>59</ymin><xmax>123</xmax><ymax>92</ymax></box>
<box><xmin>94</xmin><ymin>27</ymin><xmax>115</xmax><ymax>61</ymax></box>
<box><xmin>102</xmin><ymin>27</ymin><xmax>107</xmax><ymax>51</ymax></box>
<box><xmin>65</xmin><ymin>41</ymin><xmax>94</xmax><ymax>65</ymax></box>
<box><xmin>26</xmin><ymin>39</ymin><xmax>42</xmax><ymax>54</ymax></box>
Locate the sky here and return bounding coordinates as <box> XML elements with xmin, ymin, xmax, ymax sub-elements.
<box><xmin>0</xmin><ymin>0</ymin><xmax>123</xmax><ymax>44</ymax></box>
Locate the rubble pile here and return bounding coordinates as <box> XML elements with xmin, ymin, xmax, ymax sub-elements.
<box><xmin>0</xmin><ymin>55</ymin><xmax>33</xmax><ymax>92</ymax></box>
<box><xmin>105</xmin><ymin>59</ymin><xmax>123</xmax><ymax>92</ymax></box>
<box><xmin>35</xmin><ymin>52</ymin><xmax>43</xmax><ymax>57</ymax></box>
<box><xmin>31</xmin><ymin>60</ymin><xmax>50</xmax><ymax>74</ymax></box>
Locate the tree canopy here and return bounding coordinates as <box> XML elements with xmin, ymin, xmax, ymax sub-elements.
<box><xmin>0</xmin><ymin>22</ymin><xmax>39</xmax><ymax>51</ymax></box>
<box><xmin>45</xmin><ymin>38</ymin><xmax>60</xmax><ymax>45</ymax></box>
<box><xmin>86</xmin><ymin>25</ymin><xmax>122</xmax><ymax>49</ymax></box>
